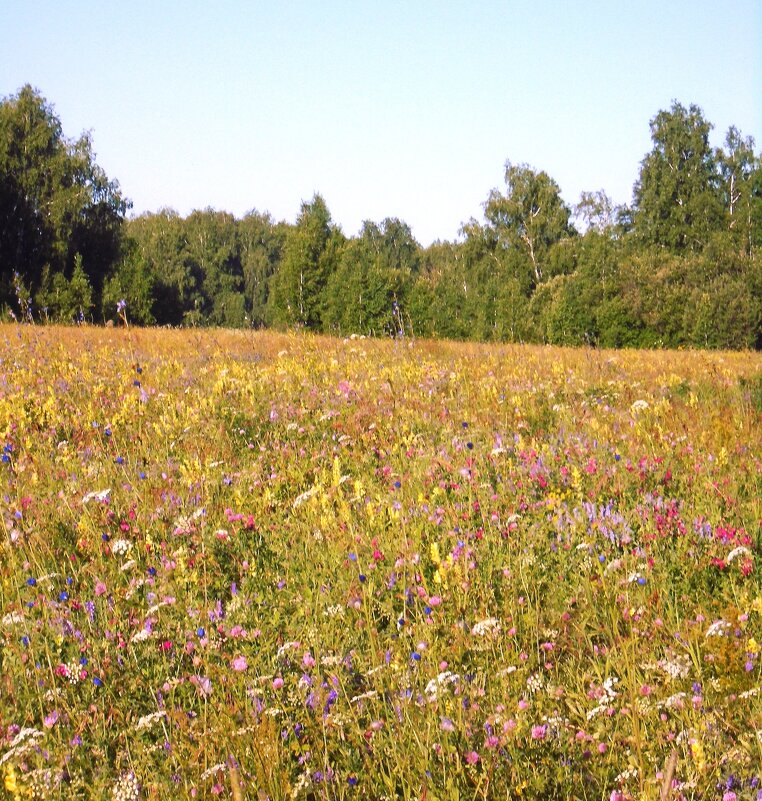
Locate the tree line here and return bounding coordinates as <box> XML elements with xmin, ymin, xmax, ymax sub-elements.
<box><xmin>2</xmin><ymin>84</ymin><xmax>761</xmax><ymax>348</ymax></box>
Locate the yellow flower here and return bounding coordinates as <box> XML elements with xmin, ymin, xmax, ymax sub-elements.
<box><xmin>747</xmin><ymin>637</ymin><xmax>759</xmax><ymax>655</ymax></box>
<box><xmin>690</xmin><ymin>738</ymin><xmax>706</xmax><ymax>774</ymax></box>
<box><xmin>3</xmin><ymin>764</ymin><xmax>23</xmax><ymax>801</ymax></box>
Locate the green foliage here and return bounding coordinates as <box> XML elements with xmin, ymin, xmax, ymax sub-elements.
<box><xmin>633</xmin><ymin>101</ymin><xmax>724</xmax><ymax>251</ymax></box>
<box><xmin>183</xmin><ymin>209</ymin><xmax>245</xmax><ymax>326</ymax></box>
<box><xmin>0</xmin><ymin>85</ymin><xmax>129</xmax><ymax>308</ymax></box>
<box><xmin>101</xmin><ymin>246</ymin><xmax>156</xmax><ymax>325</ymax></box>
<box><xmin>484</xmin><ymin>161</ymin><xmax>576</xmax><ymax>286</ymax></box>
<box><xmin>268</xmin><ymin>194</ymin><xmax>340</xmax><ymax>329</ymax></box>
<box><xmin>35</xmin><ymin>254</ymin><xmax>93</xmax><ymax>322</ymax></box>
<box><xmin>239</xmin><ymin>211</ymin><xmax>286</xmax><ymax>327</ymax></box>
<box><xmin>3</xmin><ymin>85</ymin><xmax>762</xmax><ymax>352</ymax></box>
<box><xmin>324</xmin><ymin>219</ymin><xmax>418</xmax><ymax>336</ymax></box>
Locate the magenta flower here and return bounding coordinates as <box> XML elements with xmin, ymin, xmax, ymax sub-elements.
<box><xmin>231</xmin><ymin>656</ymin><xmax>248</xmax><ymax>672</ymax></box>
<box><xmin>531</xmin><ymin>724</ymin><xmax>547</xmax><ymax>740</ymax></box>
<box><xmin>464</xmin><ymin>750</ymin><xmax>480</xmax><ymax>765</ymax></box>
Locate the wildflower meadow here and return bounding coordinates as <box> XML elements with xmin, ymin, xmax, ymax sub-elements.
<box><xmin>1</xmin><ymin>322</ymin><xmax>760</xmax><ymax>800</ymax></box>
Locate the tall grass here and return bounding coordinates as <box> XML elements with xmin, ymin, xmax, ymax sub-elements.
<box><xmin>0</xmin><ymin>324</ymin><xmax>760</xmax><ymax>800</ymax></box>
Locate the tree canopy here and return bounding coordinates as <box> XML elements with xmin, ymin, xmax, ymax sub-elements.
<box><xmin>2</xmin><ymin>86</ymin><xmax>761</xmax><ymax>349</ymax></box>
<box><xmin>0</xmin><ymin>85</ymin><xmax>129</xmax><ymax>318</ymax></box>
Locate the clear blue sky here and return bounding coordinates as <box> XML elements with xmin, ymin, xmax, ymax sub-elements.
<box><xmin>2</xmin><ymin>1</ymin><xmax>760</xmax><ymax>245</ymax></box>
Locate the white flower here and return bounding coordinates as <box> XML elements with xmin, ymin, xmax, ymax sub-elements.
<box><xmin>293</xmin><ymin>487</ymin><xmax>318</xmax><ymax>508</ymax></box>
<box><xmin>135</xmin><ymin>710</ymin><xmax>167</xmax><ymax>731</ymax></box>
<box><xmin>111</xmin><ymin>539</ymin><xmax>132</xmax><ymax>556</ymax></box>
<box><xmin>630</xmin><ymin>400</ymin><xmax>649</xmax><ymax>413</ymax></box>
<box><xmin>657</xmin><ymin>654</ymin><xmax>691</xmax><ymax>679</ymax></box>
<box><xmin>425</xmin><ymin>671</ymin><xmax>460</xmax><ymax>700</ymax></box>
<box><xmin>727</xmin><ymin>546</ymin><xmax>751</xmax><ymax>563</ymax></box>
<box><xmin>350</xmin><ymin>690</ymin><xmax>378</xmax><ymax>703</ymax></box>
<box><xmin>602</xmin><ymin>676</ymin><xmax>619</xmax><ymax>699</ymax></box>
<box><xmin>705</xmin><ymin>619</ymin><xmax>731</xmax><ymax>638</ymax></box>
<box><xmin>471</xmin><ymin>618</ymin><xmax>501</xmax><ymax>637</ymax></box>
<box><xmin>0</xmin><ymin>728</ymin><xmax>45</xmax><ymax>766</ymax></box>
<box><xmin>200</xmin><ymin>763</ymin><xmax>227</xmax><ymax>780</ymax></box>
<box><xmin>526</xmin><ymin>672</ymin><xmax>544</xmax><ymax>694</ymax></box>
<box><xmin>663</xmin><ymin>691</ymin><xmax>687</xmax><ymax>709</ymax></box>
<box><xmin>83</xmin><ymin>489</ymin><xmax>111</xmax><ymax>504</ymax></box>
<box><xmin>131</xmin><ymin>628</ymin><xmax>152</xmax><ymax>643</ymax></box>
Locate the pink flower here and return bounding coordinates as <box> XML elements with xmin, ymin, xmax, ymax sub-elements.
<box><xmin>95</xmin><ymin>580</ymin><xmax>107</xmax><ymax>596</ymax></box>
<box><xmin>43</xmin><ymin>710</ymin><xmax>59</xmax><ymax>728</ymax></box>
<box><xmin>531</xmin><ymin>724</ymin><xmax>547</xmax><ymax>740</ymax></box>
<box><xmin>190</xmin><ymin>675</ymin><xmax>212</xmax><ymax>698</ymax></box>
<box><xmin>464</xmin><ymin>750</ymin><xmax>480</xmax><ymax>765</ymax></box>
<box><xmin>272</xmin><ymin>677</ymin><xmax>284</xmax><ymax>690</ymax></box>
<box><xmin>231</xmin><ymin>656</ymin><xmax>248</xmax><ymax>672</ymax></box>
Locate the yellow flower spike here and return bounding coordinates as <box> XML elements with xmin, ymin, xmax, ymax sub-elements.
<box><xmin>690</xmin><ymin>738</ymin><xmax>706</xmax><ymax>774</ymax></box>
<box><xmin>747</xmin><ymin>637</ymin><xmax>759</xmax><ymax>655</ymax></box>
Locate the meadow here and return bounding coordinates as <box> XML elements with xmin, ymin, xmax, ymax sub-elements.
<box><xmin>0</xmin><ymin>322</ymin><xmax>760</xmax><ymax>801</ymax></box>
